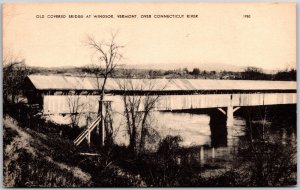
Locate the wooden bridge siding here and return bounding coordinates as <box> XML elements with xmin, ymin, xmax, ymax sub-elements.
<box><xmin>154</xmin><ymin>93</ymin><xmax>296</xmax><ymax>111</ymax></box>
<box><xmin>42</xmin><ymin>93</ymin><xmax>296</xmax><ymax>114</ymax></box>
<box><xmin>43</xmin><ymin>95</ymin><xmax>100</xmax><ymax>114</ymax></box>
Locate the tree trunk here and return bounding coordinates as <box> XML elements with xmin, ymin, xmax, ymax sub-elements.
<box><xmin>98</xmin><ymin>76</ymin><xmax>108</xmax><ymax>147</ymax></box>
<box><xmin>129</xmin><ymin>108</ymin><xmax>137</xmax><ymax>155</ymax></box>
<box><xmin>104</xmin><ymin>102</ymin><xmax>113</xmax><ymax>146</ymax></box>
<box><xmin>139</xmin><ymin>111</ymin><xmax>149</xmax><ymax>154</ymax></box>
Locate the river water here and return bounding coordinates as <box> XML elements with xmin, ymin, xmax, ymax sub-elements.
<box><xmin>114</xmin><ymin>105</ymin><xmax>296</xmax><ymax>168</ymax></box>
<box><xmin>154</xmin><ymin>112</ymin><xmax>246</xmax><ymax>147</ymax></box>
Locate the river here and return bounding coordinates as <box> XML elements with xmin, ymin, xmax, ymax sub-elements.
<box><xmin>114</xmin><ymin>105</ymin><xmax>296</xmax><ymax>169</ymax></box>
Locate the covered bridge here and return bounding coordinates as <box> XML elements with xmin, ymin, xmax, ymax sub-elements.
<box><xmin>23</xmin><ymin>74</ymin><xmax>297</xmax><ymax>117</ymax></box>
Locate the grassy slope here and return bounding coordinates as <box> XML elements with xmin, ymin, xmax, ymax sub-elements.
<box><xmin>3</xmin><ymin>115</ymin><xmax>92</xmax><ymax>187</ymax></box>
<box><xmin>3</xmin><ymin>114</ymin><xmax>147</xmax><ymax>187</ymax></box>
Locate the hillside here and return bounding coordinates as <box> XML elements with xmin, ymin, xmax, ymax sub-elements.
<box><xmin>3</xmin><ymin>115</ymin><xmax>92</xmax><ymax>187</ymax></box>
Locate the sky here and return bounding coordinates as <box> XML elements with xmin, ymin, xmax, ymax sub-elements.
<box><xmin>3</xmin><ymin>2</ymin><xmax>296</xmax><ymax>71</ymax></box>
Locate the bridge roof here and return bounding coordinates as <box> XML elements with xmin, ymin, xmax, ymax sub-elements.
<box><xmin>26</xmin><ymin>74</ymin><xmax>297</xmax><ymax>92</ymax></box>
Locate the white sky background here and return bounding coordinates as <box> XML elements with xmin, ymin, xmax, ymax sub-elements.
<box><xmin>3</xmin><ymin>2</ymin><xmax>296</xmax><ymax>71</ymax></box>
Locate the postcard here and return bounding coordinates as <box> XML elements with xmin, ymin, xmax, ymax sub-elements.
<box><xmin>3</xmin><ymin>2</ymin><xmax>296</xmax><ymax>187</ymax></box>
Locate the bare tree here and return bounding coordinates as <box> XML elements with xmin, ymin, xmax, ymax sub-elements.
<box><xmin>85</xmin><ymin>32</ymin><xmax>124</xmax><ymax>146</ymax></box>
<box><xmin>117</xmin><ymin>77</ymin><xmax>170</xmax><ymax>155</ymax></box>
<box><xmin>139</xmin><ymin>86</ymin><xmax>162</xmax><ymax>154</ymax></box>
<box><xmin>3</xmin><ymin>57</ymin><xmax>29</xmax><ymax>104</ymax></box>
<box><xmin>66</xmin><ymin>96</ymin><xmax>85</xmax><ymax>129</ymax></box>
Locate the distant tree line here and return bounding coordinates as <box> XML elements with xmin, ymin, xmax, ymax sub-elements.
<box><xmin>15</xmin><ymin>65</ymin><xmax>296</xmax><ymax>81</ymax></box>
<box><xmin>103</xmin><ymin>66</ymin><xmax>295</xmax><ymax>81</ymax></box>
<box><xmin>240</xmin><ymin>67</ymin><xmax>296</xmax><ymax>81</ymax></box>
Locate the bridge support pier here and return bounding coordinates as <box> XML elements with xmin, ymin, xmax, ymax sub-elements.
<box><xmin>217</xmin><ymin>106</ymin><xmax>240</xmax><ymax>127</ymax></box>
<box><xmin>227</xmin><ymin>106</ymin><xmax>234</xmax><ymax>127</ymax></box>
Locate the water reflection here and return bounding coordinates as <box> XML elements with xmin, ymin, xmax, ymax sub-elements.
<box><xmin>209</xmin><ymin>111</ymin><xmax>227</xmax><ymax>147</ymax></box>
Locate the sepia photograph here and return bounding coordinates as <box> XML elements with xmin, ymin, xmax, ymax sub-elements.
<box><xmin>2</xmin><ymin>2</ymin><xmax>297</xmax><ymax>187</ymax></box>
